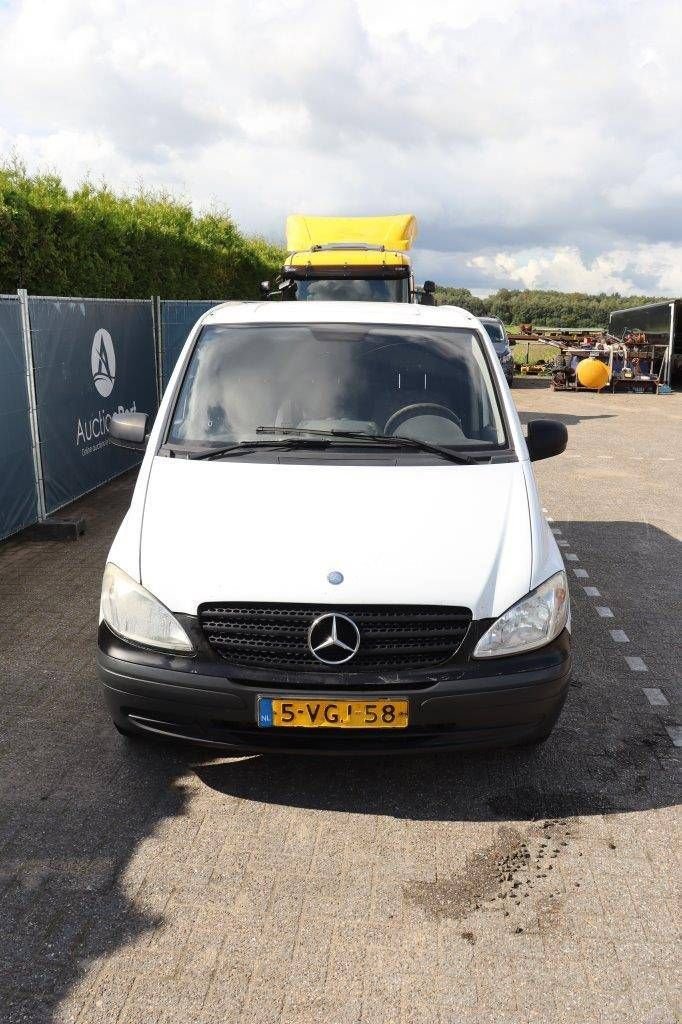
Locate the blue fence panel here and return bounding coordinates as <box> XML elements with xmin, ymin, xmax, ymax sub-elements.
<box><xmin>0</xmin><ymin>295</ymin><xmax>38</xmax><ymax>539</ymax></box>
<box><xmin>160</xmin><ymin>300</ymin><xmax>223</xmax><ymax>390</ymax></box>
<box><xmin>28</xmin><ymin>297</ymin><xmax>158</xmax><ymax>515</ymax></box>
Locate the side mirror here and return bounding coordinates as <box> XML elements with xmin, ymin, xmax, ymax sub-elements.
<box><xmin>423</xmin><ymin>280</ymin><xmax>436</xmax><ymax>294</ymax></box>
<box><xmin>259</xmin><ymin>280</ymin><xmax>271</xmax><ymax>297</ymax></box>
<box><xmin>526</xmin><ymin>418</ymin><xmax>567</xmax><ymax>462</ymax></box>
<box><xmin>109</xmin><ymin>412</ymin><xmax>149</xmax><ymax>451</ymax></box>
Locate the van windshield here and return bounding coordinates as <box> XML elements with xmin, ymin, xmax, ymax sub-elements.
<box><xmin>167</xmin><ymin>323</ymin><xmax>507</xmax><ymax>451</ymax></box>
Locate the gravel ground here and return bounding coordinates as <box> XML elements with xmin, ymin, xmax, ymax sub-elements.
<box><xmin>0</xmin><ymin>379</ymin><xmax>679</xmax><ymax>1024</ymax></box>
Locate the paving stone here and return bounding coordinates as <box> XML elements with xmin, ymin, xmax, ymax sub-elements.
<box><xmin>0</xmin><ymin>392</ymin><xmax>680</xmax><ymax>1024</ymax></box>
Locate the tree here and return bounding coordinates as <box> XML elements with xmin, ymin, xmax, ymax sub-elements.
<box><xmin>431</xmin><ymin>281</ymin><xmax>668</xmax><ymax>328</ymax></box>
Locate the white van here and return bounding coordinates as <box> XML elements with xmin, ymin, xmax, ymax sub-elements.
<box><xmin>99</xmin><ymin>301</ymin><xmax>570</xmax><ymax>753</ymax></box>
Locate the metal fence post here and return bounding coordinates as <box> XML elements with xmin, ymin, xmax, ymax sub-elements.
<box><xmin>667</xmin><ymin>302</ymin><xmax>675</xmax><ymax>387</ymax></box>
<box><xmin>17</xmin><ymin>288</ymin><xmax>47</xmax><ymax>522</ymax></box>
<box><xmin>152</xmin><ymin>294</ymin><xmax>163</xmax><ymax>401</ymax></box>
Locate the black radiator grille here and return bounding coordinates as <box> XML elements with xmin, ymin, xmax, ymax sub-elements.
<box><xmin>198</xmin><ymin>603</ymin><xmax>472</xmax><ymax>672</ymax></box>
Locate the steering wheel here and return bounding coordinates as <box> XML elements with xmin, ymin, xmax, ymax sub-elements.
<box><xmin>384</xmin><ymin>403</ymin><xmax>462</xmax><ymax>435</ymax></box>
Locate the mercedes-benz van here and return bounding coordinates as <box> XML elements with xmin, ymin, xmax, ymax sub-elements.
<box><xmin>98</xmin><ymin>301</ymin><xmax>570</xmax><ymax>753</ymax></box>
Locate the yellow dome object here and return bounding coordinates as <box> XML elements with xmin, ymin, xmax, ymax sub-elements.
<box><xmin>577</xmin><ymin>357</ymin><xmax>610</xmax><ymax>390</ymax></box>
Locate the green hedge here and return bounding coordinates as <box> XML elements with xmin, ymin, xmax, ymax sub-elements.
<box><xmin>0</xmin><ymin>163</ymin><xmax>283</xmax><ymax>299</ymax></box>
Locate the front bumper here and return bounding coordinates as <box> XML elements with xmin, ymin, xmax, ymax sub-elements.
<box><xmin>97</xmin><ymin>624</ymin><xmax>571</xmax><ymax>754</ymax></box>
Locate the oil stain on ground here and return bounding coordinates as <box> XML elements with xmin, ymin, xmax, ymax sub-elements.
<box><xmin>404</xmin><ymin>818</ymin><xmax>576</xmax><ymax>926</ymax></box>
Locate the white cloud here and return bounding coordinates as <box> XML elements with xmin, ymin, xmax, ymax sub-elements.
<box><xmin>469</xmin><ymin>248</ymin><xmax>635</xmax><ymax>293</ymax></box>
<box><xmin>465</xmin><ymin>245</ymin><xmax>682</xmax><ymax>296</ymax></box>
<box><xmin>0</xmin><ymin>0</ymin><xmax>681</xmax><ymax>293</ymax></box>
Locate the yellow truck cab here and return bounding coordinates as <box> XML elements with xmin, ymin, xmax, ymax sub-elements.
<box><xmin>263</xmin><ymin>214</ymin><xmax>419</xmax><ymax>302</ymax></box>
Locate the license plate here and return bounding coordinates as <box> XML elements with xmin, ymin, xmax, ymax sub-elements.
<box><xmin>257</xmin><ymin>698</ymin><xmax>409</xmax><ymax>729</ymax></box>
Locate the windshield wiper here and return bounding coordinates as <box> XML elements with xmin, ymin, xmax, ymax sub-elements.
<box><xmin>255</xmin><ymin>426</ymin><xmax>476</xmax><ymax>465</ymax></box>
<box><xmin>170</xmin><ymin>438</ymin><xmax>332</xmax><ymax>461</ymax></box>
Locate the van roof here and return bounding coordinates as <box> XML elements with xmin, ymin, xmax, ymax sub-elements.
<box><xmin>202</xmin><ymin>301</ymin><xmax>479</xmax><ymax>331</ymax></box>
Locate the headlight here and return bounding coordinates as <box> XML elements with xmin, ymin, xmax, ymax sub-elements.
<box><xmin>99</xmin><ymin>563</ymin><xmax>194</xmax><ymax>653</ymax></box>
<box><xmin>473</xmin><ymin>571</ymin><xmax>569</xmax><ymax>658</ymax></box>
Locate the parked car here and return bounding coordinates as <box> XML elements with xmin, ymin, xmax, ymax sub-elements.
<box><xmin>480</xmin><ymin>315</ymin><xmax>516</xmax><ymax>385</ymax></box>
<box><xmin>98</xmin><ymin>301</ymin><xmax>570</xmax><ymax>754</ymax></box>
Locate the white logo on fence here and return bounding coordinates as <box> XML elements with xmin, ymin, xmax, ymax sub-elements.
<box><xmin>91</xmin><ymin>329</ymin><xmax>116</xmax><ymax>397</ymax></box>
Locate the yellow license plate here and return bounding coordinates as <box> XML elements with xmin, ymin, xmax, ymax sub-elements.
<box><xmin>258</xmin><ymin>698</ymin><xmax>409</xmax><ymax>729</ymax></box>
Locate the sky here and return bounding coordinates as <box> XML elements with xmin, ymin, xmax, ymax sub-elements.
<box><xmin>1</xmin><ymin>0</ymin><xmax>681</xmax><ymax>295</ymax></box>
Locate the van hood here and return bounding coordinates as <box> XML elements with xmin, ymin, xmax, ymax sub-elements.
<box><xmin>139</xmin><ymin>457</ymin><xmax>532</xmax><ymax>620</ymax></box>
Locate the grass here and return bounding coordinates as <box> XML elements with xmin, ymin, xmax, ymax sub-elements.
<box><xmin>511</xmin><ymin>342</ymin><xmax>560</xmax><ymax>369</ymax></box>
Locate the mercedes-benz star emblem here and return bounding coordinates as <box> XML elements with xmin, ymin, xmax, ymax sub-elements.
<box><xmin>308</xmin><ymin>613</ymin><xmax>361</xmax><ymax>665</ymax></box>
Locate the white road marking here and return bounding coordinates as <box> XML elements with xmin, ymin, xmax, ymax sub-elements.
<box><xmin>643</xmin><ymin>688</ymin><xmax>668</xmax><ymax>707</ymax></box>
<box><xmin>598</xmin><ymin>454</ymin><xmax>613</xmax><ymax>460</ymax></box>
<box><xmin>551</xmin><ymin>528</ymin><xmax>562</xmax><ymax>535</ymax></box>
<box><xmin>542</xmin><ymin>507</ymin><xmax>548</xmax><ymax>513</ymax></box>
<box><xmin>658</xmin><ymin>457</ymin><xmax>674</xmax><ymax>462</ymax></box>
<box><xmin>625</xmin><ymin>656</ymin><xmax>648</xmax><ymax>672</ymax></box>
<box><xmin>546</xmin><ymin>516</ymin><xmax>554</xmax><ymax>522</ymax></box>
<box><xmin>558</xmin><ymin>539</ymin><xmax>569</xmax><ymax>547</ymax></box>
<box><xmin>665</xmin><ymin>726</ymin><xmax>682</xmax><ymax>747</ymax></box>
<box><xmin>555</xmin><ymin>538</ymin><xmax>660</xmax><ymax>709</ymax></box>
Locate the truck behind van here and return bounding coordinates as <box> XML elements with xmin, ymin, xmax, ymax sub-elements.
<box><xmin>263</xmin><ymin>214</ymin><xmax>418</xmax><ymax>302</ymax></box>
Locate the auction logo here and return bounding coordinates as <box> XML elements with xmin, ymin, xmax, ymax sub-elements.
<box><xmin>91</xmin><ymin>328</ymin><xmax>116</xmax><ymax>397</ymax></box>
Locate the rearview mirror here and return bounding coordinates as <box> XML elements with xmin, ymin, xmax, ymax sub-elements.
<box><xmin>526</xmin><ymin>418</ymin><xmax>567</xmax><ymax>462</ymax></box>
<box><xmin>109</xmin><ymin>412</ymin><xmax>149</xmax><ymax>451</ymax></box>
